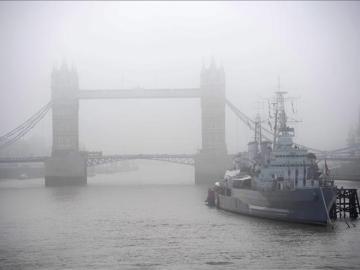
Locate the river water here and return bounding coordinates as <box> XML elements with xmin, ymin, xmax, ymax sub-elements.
<box><xmin>0</xmin><ymin>161</ymin><xmax>359</xmax><ymax>269</ymax></box>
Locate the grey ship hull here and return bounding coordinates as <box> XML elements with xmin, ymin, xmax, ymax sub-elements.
<box><xmin>217</xmin><ymin>187</ymin><xmax>337</xmax><ymax>225</ymax></box>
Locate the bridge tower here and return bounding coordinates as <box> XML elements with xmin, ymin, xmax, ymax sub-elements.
<box><xmin>44</xmin><ymin>63</ymin><xmax>87</xmax><ymax>186</ymax></box>
<box><xmin>195</xmin><ymin>61</ymin><xmax>231</xmax><ymax>185</ymax></box>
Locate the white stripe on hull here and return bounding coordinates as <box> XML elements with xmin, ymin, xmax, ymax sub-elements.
<box><xmin>249</xmin><ymin>205</ymin><xmax>289</xmax><ymax>216</ymax></box>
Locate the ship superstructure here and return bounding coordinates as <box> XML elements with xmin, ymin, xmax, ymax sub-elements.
<box><xmin>250</xmin><ymin>92</ymin><xmax>329</xmax><ymax>191</ymax></box>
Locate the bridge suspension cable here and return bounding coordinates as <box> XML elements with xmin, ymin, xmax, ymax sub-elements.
<box><xmin>0</xmin><ymin>101</ymin><xmax>52</xmax><ymax>150</ymax></box>
<box><xmin>226</xmin><ymin>99</ymin><xmax>273</xmax><ymax>141</ymax></box>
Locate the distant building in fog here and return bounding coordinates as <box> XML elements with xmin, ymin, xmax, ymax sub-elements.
<box><xmin>347</xmin><ymin>108</ymin><xmax>360</xmax><ymax>152</ymax></box>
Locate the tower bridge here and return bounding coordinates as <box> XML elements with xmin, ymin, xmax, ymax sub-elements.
<box><xmin>1</xmin><ymin>62</ymin><xmax>359</xmax><ymax>186</ymax></box>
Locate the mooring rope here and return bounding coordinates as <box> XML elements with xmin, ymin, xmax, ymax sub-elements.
<box><xmin>320</xmin><ymin>187</ymin><xmax>334</xmax><ymax>229</ymax></box>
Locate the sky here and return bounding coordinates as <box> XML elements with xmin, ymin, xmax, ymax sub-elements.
<box><xmin>0</xmin><ymin>1</ymin><xmax>359</xmax><ymax>155</ymax></box>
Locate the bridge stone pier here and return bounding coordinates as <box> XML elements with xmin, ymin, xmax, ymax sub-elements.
<box><xmin>195</xmin><ymin>62</ymin><xmax>231</xmax><ymax>185</ymax></box>
<box><xmin>44</xmin><ymin>64</ymin><xmax>87</xmax><ymax>186</ymax></box>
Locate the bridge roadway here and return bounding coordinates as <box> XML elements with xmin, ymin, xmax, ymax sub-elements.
<box><xmin>0</xmin><ymin>154</ymin><xmax>196</xmax><ymax>166</ymax></box>
<box><xmin>78</xmin><ymin>88</ymin><xmax>201</xmax><ymax>99</ymax></box>
<box><xmin>1</xmin><ymin>153</ymin><xmax>359</xmax><ymax>166</ymax></box>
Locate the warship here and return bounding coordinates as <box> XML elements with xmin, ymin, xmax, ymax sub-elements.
<box><xmin>207</xmin><ymin>92</ymin><xmax>337</xmax><ymax>225</ymax></box>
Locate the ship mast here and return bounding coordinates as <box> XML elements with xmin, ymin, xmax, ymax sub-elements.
<box><xmin>254</xmin><ymin>113</ymin><xmax>262</xmax><ymax>144</ymax></box>
<box><xmin>272</xmin><ymin>91</ymin><xmax>288</xmax><ymax>149</ymax></box>
<box><xmin>273</xmin><ymin>103</ymin><xmax>278</xmax><ymax>148</ymax></box>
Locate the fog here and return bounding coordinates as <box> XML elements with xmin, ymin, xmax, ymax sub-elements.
<box><xmin>1</xmin><ymin>1</ymin><xmax>360</xmax><ymax>154</ymax></box>
<box><xmin>2</xmin><ymin>3</ymin><xmax>360</xmax><ymax>268</ymax></box>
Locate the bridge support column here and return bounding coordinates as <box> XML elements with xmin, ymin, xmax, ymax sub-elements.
<box><xmin>45</xmin><ymin>153</ymin><xmax>87</xmax><ymax>186</ymax></box>
<box><xmin>45</xmin><ymin>63</ymin><xmax>87</xmax><ymax>186</ymax></box>
<box><xmin>195</xmin><ymin>61</ymin><xmax>231</xmax><ymax>185</ymax></box>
